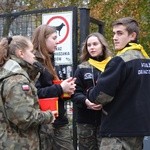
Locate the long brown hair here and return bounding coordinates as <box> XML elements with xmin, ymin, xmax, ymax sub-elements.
<box><xmin>32</xmin><ymin>24</ymin><xmax>58</xmax><ymax>79</ymax></box>
<box><xmin>80</xmin><ymin>32</ymin><xmax>112</xmax><ymax>62</ymax></box>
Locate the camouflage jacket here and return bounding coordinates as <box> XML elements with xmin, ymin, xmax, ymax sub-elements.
<box><xmin>0</xmin><ymin>57</ymin><xmax>53</xmax><ymax>150</ymax></box>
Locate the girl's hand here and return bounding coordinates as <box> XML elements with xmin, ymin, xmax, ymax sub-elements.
<box><xmin>51</xmin><ymin>110</ymin><xmax>58</xmax><ymax>122</ymax></box>
<box><xmin>85</xmin><ymin>99</ymin><xmax>102</xmax><ymax>110</ymax></box>
<box><xmin>60</xmin><ymin>77</ymin><xmax>76</xmax><ymax>95</ymax></box>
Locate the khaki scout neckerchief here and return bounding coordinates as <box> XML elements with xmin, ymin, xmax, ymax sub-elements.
<box><xmin>88</xmin><ymin>56</ymin><xmax>112</xmax><ymax>72</ymax></box>
<box><xmin>116</xmin><ymin>43</ymin><xmax>150</xmax><ymax>59</ymax></box>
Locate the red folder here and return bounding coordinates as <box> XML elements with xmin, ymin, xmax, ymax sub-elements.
<box><xmin>38</xmin><ymin>97</ymin><xmax>58</xmax><ymax>116</ymax></box>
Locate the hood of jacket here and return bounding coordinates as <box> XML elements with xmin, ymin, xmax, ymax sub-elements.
<box><xmin>0</xmin><ymin>57</ymin><xmax>29</xmax><ymax>82</ymax></box>
<box><xmin>0</xmin><ymin>55</ymin><xmax>41</xmax><ymax>82</ymax></box>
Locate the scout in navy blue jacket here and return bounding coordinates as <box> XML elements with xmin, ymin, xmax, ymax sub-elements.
<box><xmin>72</xmin><ymin>61</ymin><xmax>102</xmax><ymax>125</ymax></box>
<box><xmin>88</xmin><ymin>44</ymin><xmax>150</xmax><ymax>137</ymax></box>
<box><xmin>36</xmin><ymin>66</ymin><xmax>68</xmax><ymax>127</ymax></box>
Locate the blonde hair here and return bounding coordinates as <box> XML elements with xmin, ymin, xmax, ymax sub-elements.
<box><xmin>0</xmin><ymin>35</ymin><xmax>32</xmax><ymax>67</ymax></box>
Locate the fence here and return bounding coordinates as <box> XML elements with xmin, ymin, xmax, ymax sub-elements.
<box><xmin>0</xmin><ymin>6</ymin><xmax>105</xmax><ymax>150</ymax></box>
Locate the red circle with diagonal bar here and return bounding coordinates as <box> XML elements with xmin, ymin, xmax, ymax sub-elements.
<box><xmin>47</xmin><ymin>16</ymin><xmax>69</xmax><ymax>44</ymax></box>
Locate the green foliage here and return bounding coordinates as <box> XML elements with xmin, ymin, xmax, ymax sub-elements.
<box><xmin>90</xmin><ymin>0</ymin><xmax>150</xmax><ymax>54</ymax></box>
<box><xmin>0</xmin><ymin>0</ymin><xmax>149</xmax><ymax>54</ymax></box>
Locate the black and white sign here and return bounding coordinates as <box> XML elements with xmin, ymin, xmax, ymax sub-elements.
<box><xmin>42</xmin><ymin>11</ymin><xmax>73</xmax><ymax>65</ymax></box>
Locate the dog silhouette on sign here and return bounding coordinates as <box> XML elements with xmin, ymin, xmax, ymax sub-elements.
<box><xmin>53</xmin><ymin>23</ymin><xmax>65</xmax><ymax>36</ymax></box>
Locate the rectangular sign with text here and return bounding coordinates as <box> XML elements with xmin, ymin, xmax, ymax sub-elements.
<box><xmin>42</xmin><ymin>11</ymin><xmax>73</xmax><ymax>65</ymax></box>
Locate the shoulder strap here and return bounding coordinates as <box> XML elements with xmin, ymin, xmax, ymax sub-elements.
<box><xmin>0</xmin><ymin>79</ymin><xmax>9</xmax><ymax>124</ymax></box>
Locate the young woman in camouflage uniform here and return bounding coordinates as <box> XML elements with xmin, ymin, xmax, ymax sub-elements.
<box><xmin>0</xmin><ymin>36</ymin><xmax>55</xmax><ymax>150</ymax></box>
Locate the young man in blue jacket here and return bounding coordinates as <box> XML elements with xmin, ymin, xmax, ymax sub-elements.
<box><xmin>87</xmin><ymin>17</ymin><xmax>150</xmax><ymax>150</ymax></box>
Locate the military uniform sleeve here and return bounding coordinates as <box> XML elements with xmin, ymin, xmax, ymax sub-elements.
<box><xmin>2</xmin><ymin>74</ymin><xmax>54</xmax><ymax>130</ymax></box>
<box><xmin>87</xmin><ymin>57</ymin><xmax>126</xmax><ymax>105</ymax></box>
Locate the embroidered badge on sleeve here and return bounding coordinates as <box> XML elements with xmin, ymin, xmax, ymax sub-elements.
<box><xmin>22</xmin><ymin>84</ymin><xmax>30</xmax><ymax>91</ymax></box>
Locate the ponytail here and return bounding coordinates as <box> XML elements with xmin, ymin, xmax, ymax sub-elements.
<box><xmin>0</xmin><ymin>37</ymin><xmax>12</xmax><ymax>67</ymax></box>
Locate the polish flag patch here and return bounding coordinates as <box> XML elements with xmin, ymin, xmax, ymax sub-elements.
<box><xmin>22</xmin><ymin>84</ymin><xmax>30</xmax><ymax>91</ymax></box>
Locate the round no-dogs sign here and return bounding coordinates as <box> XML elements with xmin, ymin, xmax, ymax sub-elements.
<box><xmin>47</xmin><ymin>16</ymin><xmax>69</xmax><ymax>44</ymax></box>
<box><xmin>42</xmin><ymin>11</ymin><xmax>73</xmax><ymax>65</ymax></box>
